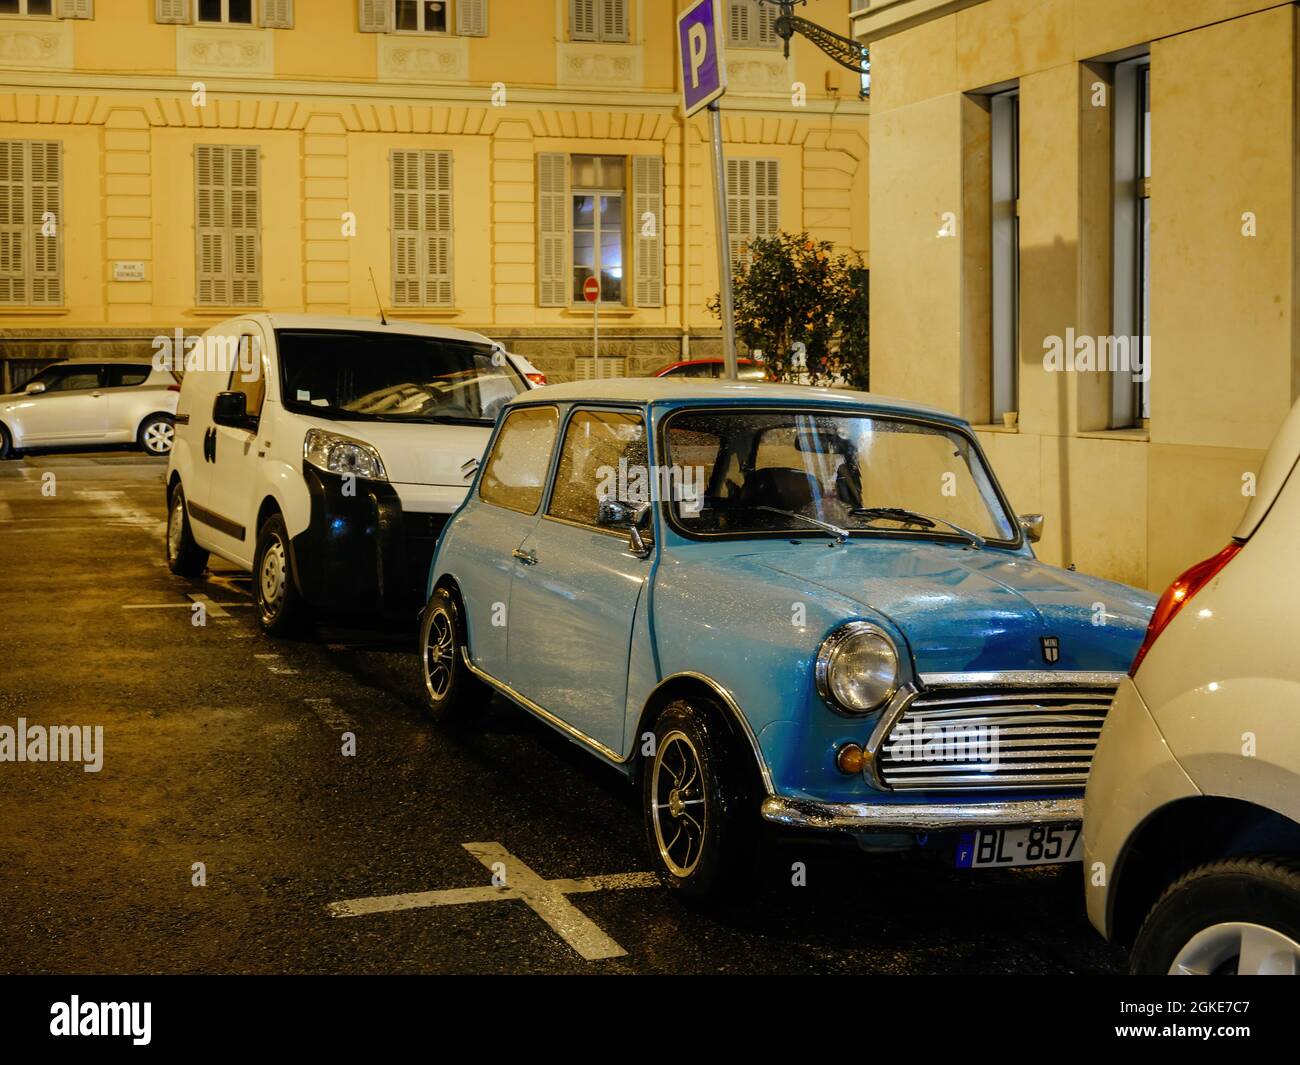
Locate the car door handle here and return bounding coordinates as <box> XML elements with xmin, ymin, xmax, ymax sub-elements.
<box><xmin>511</xmin><ymin>548</ymin><xmax>538</xmax><ymax>566</ymax></box>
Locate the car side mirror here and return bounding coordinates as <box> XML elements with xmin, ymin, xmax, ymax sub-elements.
<box><xmin>1019</xmin><ymin>513</ymin><xmax>1044</xmax><ymax>543</ymax></box>
<box><xmin>597</xmin><ymin>499</ymin><xmax>652</xmax><ymax>558</ymax></box>
<box><xmin>212</xmin><ymin>391</ymin><xmax>253</xmax><ymax>430</ymax></box>
<box><xmin>24</xmin><ymin>381</ymin><xmax>45</xmax><ymax>395</ymax></box>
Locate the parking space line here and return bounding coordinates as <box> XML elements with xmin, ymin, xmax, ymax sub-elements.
<box><xmin>254</xmin><ymin>653</ymin><xmax>299</xmax><ymax>676</ymax></box>
<box><xmin>327</xmin><ymin>842</ymin><xmax>658</xmax><ymax>961</ymax></box>
<box><xmin>305</xmin><ymin>698</ymin><xmax>355</xmax><ymax>732</ymax></box>
<box><xmin>187</xmin><ymin>593</ymin><xmax>229</xmax><ymax>618</ymax></box>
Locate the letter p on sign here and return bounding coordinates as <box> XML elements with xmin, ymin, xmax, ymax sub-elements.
<box><xmin>677</xmin><ymin>0</ymin><xmax>727</xmax><ymax>117</ymax></box>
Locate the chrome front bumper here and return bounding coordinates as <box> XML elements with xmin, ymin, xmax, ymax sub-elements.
<box><xmin>760</xmin><ymin>795</ymin><xmax>1083</xmax><ymax>833</ymax></box>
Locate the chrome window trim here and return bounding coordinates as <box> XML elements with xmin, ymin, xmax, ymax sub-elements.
<box><xmin>919</xmin><ymin>670</ymin><xmax>1127</xmax><ymax>689</ymax></box>
<box><xmin>760</xmin><ymin>795</ymin><xmax>1083</xmax><ymax>833</ymax></box>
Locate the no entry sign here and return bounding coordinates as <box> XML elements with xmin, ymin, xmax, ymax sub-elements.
<box><xmin>677</xmin><ymin>0</ymin><xmax>726</xmax><ymax>117</ymax></box>
<box><xmin>583</xmin><ymin>276</ymin><xmax>600</xmax><ymax>303</ymax></box>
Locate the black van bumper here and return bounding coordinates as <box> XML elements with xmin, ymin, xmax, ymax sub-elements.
<box><xmin>290</xmin><ymin>467</ymin><xmax>450</xmax><ymax>619</ymax></box>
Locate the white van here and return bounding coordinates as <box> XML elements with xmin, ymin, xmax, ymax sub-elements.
<box><xmin>164</xmin><ymin>315</ymin><xmax>529</xmax><ymax>634</ymax></box>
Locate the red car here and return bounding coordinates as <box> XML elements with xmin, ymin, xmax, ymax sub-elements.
<box><xmin>653</xmin><ymin>357</ymin><xmax>768</xmax><ymax>382</ymax></box>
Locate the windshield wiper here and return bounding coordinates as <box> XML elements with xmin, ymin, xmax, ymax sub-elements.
<box><xmin>850</xmin><ymin>506</ymin><xmax>986</xmax><ymax>549</ymax></box>
<box><xmin>756</xmin><ymin>506</ymin><xmax>850</xmax><ymax>544</ymax></box>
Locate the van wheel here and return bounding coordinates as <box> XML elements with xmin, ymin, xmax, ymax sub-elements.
<box><xmin>642</xmin><ymin>700</ymin><xmax>753</xmax><ymax>905</ymax></box>
<box><xmin>0</xmin><ymin>423</ymin><xmax>12</xmax><ymax>460</ymax></box>
<box><xmin>138</xmin><ymin>414</ymin><xmax>175</xmax><ymax>456</ymax></box>
<box><xmin>254</xmin><ymin>512</ymin><xmax>305</xmax><ymax>637</ymax></box>
<box><xmin>166</xmin><ymin>485</ymin><xmax>209</xmax><ymax>577</ymax></box>
<box><xmin>1131</xmin><ymin>855</ymin><xmax>1300</xmax><ymax>975</ymax></box>
<box><xmin>418</xmin><ymin>586</ymin><xmax>488</xmax><ymax>722</ymax></box>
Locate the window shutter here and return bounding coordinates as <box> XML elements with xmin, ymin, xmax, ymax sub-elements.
<box><xmin>536</xmin><ymin>153</ymin><xmax>568</xmax><ymax>307</ymax></box>
<box><xmin>28</xmin><ymin>141</ymin><xmax>61</xmax><ymax>306</ymax></box>
<box><xmin>359</xmin><ymin>0</ymin><xmax>392</xmax><ymax>32</ymax></box>
<box><xmin>0</xmin><ymin>142</ymin><xmax>27</xmax><ymax>305</ymax></box>
<box><xmin>260</xmin><ymin>0</ymin><xmax>294</xmax><ymax>29</ymax></box>
<box><xmin>601</xmin><ymin>0</ymin><xmax>628</xmax><ymax>42</ymax></box>
<box><xmin>456</xmin><ymin>0</ymin><xmax>487</xmax><ymax>37</ymax></box>
<box><xmin>757</xmin><ymin>3</ymin><xmax>777</xmax><ymax>47</ymax></box>
<box><xmin>725</xmin><ymin>157</ymin><xmax>748</xmax><ymax>271</ymax></box>
<box><xmin>195</xmin><ymin>146</ymin><xmax>227</xmax><ymax>306</ymax></box>
<box><xmin>754</xmin><ymin>159</ymin><xmax>779</xmax><ymax>240</ymax></box>
<box><xmin>228</xmin><ymin>146</ymin><xmax>261</xmax><ymax>306</ymax></box>
<box><xmin>728</xmin><ymin>2</ymin><xmax>749</xmax><ymax>45</ymax></box>
<box><xmin>570</xmin><ymin>0</ymin><xmax>596</xmax><ymax>42</ymax></box>
<box><xmin>632</xmin><ymin>155</ymin><xmax>662</xmax><ymax>308</ymax></box>
<box><xmin>56</xmin><ymin>0</ymin><xmax>94</xmax><ymax>18</ymax></box>
<box><xmin>155</xmin><ymin>0</ymin><xmax>190</xmax><ymax>25</ymax></box>
<box><xmin>422</xmin><ymin>150</ymin><xmax>453</xmax><ymax>307</ymax></box>
<box><xmin>390</xmin><ymin>150</ymin><xmax>421</xmax><ymax>307</ymax></box>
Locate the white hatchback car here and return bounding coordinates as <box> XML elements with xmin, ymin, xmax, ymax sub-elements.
<box><xmin>1085</xmin><ymin>398</ymin><xmax>1300</xmax><ymax>975</ymax></box>
<box><xmin>164</xmin><ymin>314</ymin><xmax>529</xmax><ymax>633</ymax></box>
<box><xmin>0</xmin><ymin>360</ymin><xmax>179</xmax><ymax>458</ymax></box>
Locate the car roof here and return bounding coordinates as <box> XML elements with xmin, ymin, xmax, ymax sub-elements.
<box><xmin>511</xmin><ymin>378</ymin><xmax>965</xmax><ymax>423</ymax></box>
<box><xmin>242</xmin><ymin>313</ymin><xmax>497</xmax><ymax>348</ymax></box>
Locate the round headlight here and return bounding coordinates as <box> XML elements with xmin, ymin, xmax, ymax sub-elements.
<box><xmin>816</xmin><ymin>624</ymin><xmax>900</xmax><ymax>713</ymax></box>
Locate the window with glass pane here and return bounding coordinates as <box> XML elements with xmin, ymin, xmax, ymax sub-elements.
<box><xmin>1111</xmin><ymin>55</ymin><xmax>1150</xmax><ymax>428</ymax></box>
<box><xmin>395</xmin><ymin>0</ymin><xmax>448</xmax><ymax>32</ymax></box>
<box><xmin>197</xmin><ymin>0</ymin><xmax>254</xmax><ymax>23</ymax></box>
<box><xmin>571</xmin><ymin>156</ymin><xmax>625</xmax><ymax>304</ymax></box>
<box><xmin>0</xmin><ymin>1</ymin><xmax>54</xmax><ymax>14</ymax></box>
<box><xmin>479</xmin><ymin>406</ymin><xmax>559</xmax><ymax>515</ymax></box>
<box><xmin>549</xmin><ymin>409</ymin><xmax>649</xmax><ymax>527</ymax></box>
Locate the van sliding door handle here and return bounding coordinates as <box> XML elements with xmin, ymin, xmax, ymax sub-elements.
<box><xmin>511</xmin><ymin>548</ymin><xmax>538</xmax><ymax>565</ymax></box>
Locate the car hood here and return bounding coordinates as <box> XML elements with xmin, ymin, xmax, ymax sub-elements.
<box><xmin>749</xmin><ymin>540</ymin><xmax>1157</xmax><ymax>675</ymax></box>
<box><xmin>319</xmin><ymin>420</ymin><xmax>493</xmax><ymax>487</ymax></box>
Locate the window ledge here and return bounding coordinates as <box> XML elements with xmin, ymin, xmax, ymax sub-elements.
<box><xmin>386</xmin><ymin>307</ymin><xmax>462</xmax><ymax>318</ymax></box>
<box><xmin>0</xmin><ymin>306</ymin><xmax>69</xmax><ymax>317</ymax></box>
<box><xmin>188</xmin><ymin>306</ymin><xmax>266</xmax><ymax>317</ymax></box>
<box><xmin>1077</xmin><ymin>428</ymin><xmax>1150</xmax><ymax>442</ymax></box>
<box><xmin>970</xmin><ymin>422</ymin><xmax>1019</xmax><ymax>434</ymax></box>
<box><xmin>562</xmin><ymin>307</ymin><xmax>637</xmax><ymax>319</ymax></box>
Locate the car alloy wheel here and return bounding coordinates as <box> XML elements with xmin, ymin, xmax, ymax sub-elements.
<box><xmin>1169</xmin><ymin>922</ymin><xmax>1300</xmax><ymax>975</ymax></box>
<box><xmin>422</xmin><ymin>603</ymin><xmax>456</xmax><ymax>702</ymax></box>
<box><xmin>141</xmin><ymin>417</ymin><xmax>175</xmax><ymax>456</ymax></box>
<box><xmin>650</xmin><ymin>729</ymin><xmax>708</xmax><ymax>878</ymax></box>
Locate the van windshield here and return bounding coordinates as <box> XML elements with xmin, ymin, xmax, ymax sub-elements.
<box><xmin>275</xmin><ymin>329</ymin><xmax>526</xmax><ymax>424</ymax></box>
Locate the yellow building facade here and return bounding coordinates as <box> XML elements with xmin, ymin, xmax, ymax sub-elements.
<box><xmin>853</xmin><ymin>0</ymin><xmax>1300</xmax><ymax>591</ymax></box>
<box><xmin>0</xmin><ymin>0</ymin><xmax>869</xmax><ymax>386</ymax></box>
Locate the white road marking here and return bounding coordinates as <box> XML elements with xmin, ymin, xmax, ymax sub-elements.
<box><xmin>305</xmin><ymin>697</ymin><xmax>355</xmax><ymax>732</ymax></box>
<box><xmin>122</xmin><ymin>601</ymin><xmax>249</xmax><ymax>610</ymax></box>
<box><xmin>254</xmin><ymin>652</ymin><xmax>298</xmax><ymax>676</ymax></box>
<box><xmin>187</xmin><ymin>593</ymin><xmax>230</xmax><ymax>618</ymax></box>
<box><xmin>327</xmin><ymin>842</ymin><xmax>658</xmax><ymax>961</ymax></box>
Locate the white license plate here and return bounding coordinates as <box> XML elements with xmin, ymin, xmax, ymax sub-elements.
<box><xmin>955</xmin><ymin>824</ymin><xmax>1082</xmax><ymax>868</ymax></box>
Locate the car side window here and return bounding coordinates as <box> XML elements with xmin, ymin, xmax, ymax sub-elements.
<box><xmin>226</xmin><ymin>339</ymin><xmax>266</xmax><ymax>423</ymax></box>
<box><xmin>110</xmin><ymin>366</ymin><xmax>151</xmax><ymax>388</ymax></box>
<box><xmin>549</xmin><ymin>409</ymin><xmax>649</xmax><ymax>528</ymax></box>
<box><xmin>479</xmin><ymin>406</ymin><xmax>560</xmax><ymax>515</ymax></box>
<box><xmin>43</xmin><ymin>367</ymin><xmax>103</xmax><ymax>393</ymax></box>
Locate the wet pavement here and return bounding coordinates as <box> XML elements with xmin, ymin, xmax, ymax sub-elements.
<box><xmin>0</xmin><ymin>451</ymin><xmax>1125</xmax><ymax>974</ymax></box>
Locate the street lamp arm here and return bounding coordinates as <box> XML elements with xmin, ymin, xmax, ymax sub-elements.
<box><xmin>774</xmin><ymin>13</ymin><xmax>869</xmax><ymax>75</ymax></box>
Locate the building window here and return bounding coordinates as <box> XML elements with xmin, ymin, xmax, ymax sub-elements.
<box><xmin>727</xmin><ymin>1</ymin><xmax>776</xmax><ymax>48</ymax></box>
<box><xmin>990</xmin><ymin>87</ymin><xmax>1020</xmax><ymax>423</ymax></box>
<box><xmin>0</xmin><ymin>1</ymin><xmax>53</xmax><ymax>15</ymax></box>
<box><xmin>390</xmin><ymin>149</ymin><xmax>453</xmax><ymax>308</ymax></box>
<box><xmin>394</xmin><ymin>0</ymin><xmax>446</xmax><ymax>32</ymax></box>
<box><xmin>726</xmin><ymin>157</ymin><xmax>779</xmax><ymax>271</ymax></box>
<box><xmin>571</xmin><ymin>155</ymin><xmax>624</xmax><ymax>304</ymax></box>
<box><xmin>0</xmin><ymin>139</ymin><xmax>62</xmax><ymax>307</ymax></box>
<box><xmin>1112</xmin><ymin>55</ymin><xmax>1151</xmax><ymax>427</ymax></box>
<box><xmin>570</xmin><ymin>0</ymin><xmax>627</xmax><ymax>43</ymax></box>
<box><xmin>195</xmin><ymin>144</ymin><xmax>261</xmax><ymax>307</ymax></box>
<box><xmin>196</xmin><ymin>0</ymin><xmax>253</xmax><ymax>24</ymax></box>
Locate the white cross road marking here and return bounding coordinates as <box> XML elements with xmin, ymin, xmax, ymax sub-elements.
<box><xmin>327</xmin><ymin>842</ymin><xmax>659</xmax><ymax>961</ymax></box>
<box><xmin>187</xmin><ymin>593</ymin><xmax>229</xmax><ymax>618</ymax></box>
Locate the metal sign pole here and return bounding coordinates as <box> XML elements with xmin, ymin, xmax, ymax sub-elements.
<box><xmin>594</xmin><ymin>291</ymin><xmax>599</xmax><ymax>362</ymax></box>
<box><xmin>708</xmin><ymin>102</ymin><xmax>739</xmax><ymax>381</ymax></box>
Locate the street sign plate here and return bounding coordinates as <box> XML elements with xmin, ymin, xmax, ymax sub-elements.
<box><xmin>583</xmin><ymin>276</ymin><xmax>600</xmax><ymax>303</ymax></box>
<box><xmin>677</xmin><ymin>0</ymin><xmax>726</xmax><ymax>117</ymax></box>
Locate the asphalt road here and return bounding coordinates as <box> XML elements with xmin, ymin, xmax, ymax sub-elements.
<box><xmin>0</xmin><ymin>451</ymin><xmax>1125</xmax><ymax>974</ymax></box>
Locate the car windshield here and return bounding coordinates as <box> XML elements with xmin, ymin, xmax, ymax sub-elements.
<box><xmin>275</xmin><ymin>329</ymin><xmax>526</xmax><ymax>424</ymax></box>
<box><xmin>664</xmin><ymin>409</ymin><xmax>1018</xmax><ymax>544</ymax></box>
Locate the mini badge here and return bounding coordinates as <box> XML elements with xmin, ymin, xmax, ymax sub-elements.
<box><xmin>1041</xmin><ymin>636</ymin><xmax>1061</xmax><ymax>664</ymax></box>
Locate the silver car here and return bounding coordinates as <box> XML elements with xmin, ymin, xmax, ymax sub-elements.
<box><xmin>0</xmin><ymin>360</ymin><xmax>179</xmax><ymax>459</ymax></box>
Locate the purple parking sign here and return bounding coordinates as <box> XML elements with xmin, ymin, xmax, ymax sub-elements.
<box><xmin>677</xmin><ymin>0</ymin><xmax>726</xmax><ymax>117</ymax></box>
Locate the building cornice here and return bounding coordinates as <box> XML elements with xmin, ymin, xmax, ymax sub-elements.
<box><xmin>851</xmin><ymin>0</ymin><xmax>989</xmax><ymax>45</ymax></box>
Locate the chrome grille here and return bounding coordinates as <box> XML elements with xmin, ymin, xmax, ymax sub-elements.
<box><xmin>875</xmin><ymin>686</ymin><xmax>1117</xmax><ymax>792</ymax></box>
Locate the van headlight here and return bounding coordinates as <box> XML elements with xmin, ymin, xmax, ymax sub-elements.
<box><xmin>303</xmin><ymin>428</ymin><xmax>388</xmax><ymax>481</ymax></box>
<box><xmin>815</xmin><ymin>622</ymin><xmax>900</xmax><ymax>713</ymax></box>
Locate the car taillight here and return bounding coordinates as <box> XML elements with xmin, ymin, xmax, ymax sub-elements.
<box><xmin>167</xmin><ymin>384</ymin><xmax>180</xmax><ymax>392</ymax></box>
<box><xmin>1129</xmin><ymin>541</ymin><xmax>1242</xmax><ymax>676</ymax></box>
<box><xmin>525</xmin><ymin>372</ymin><xmax>547</xmax><ymax>386</ymax></box>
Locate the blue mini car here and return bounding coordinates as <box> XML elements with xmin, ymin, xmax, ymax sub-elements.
<box><xmin>420</xmin><ymin>379</ymin><xmax>1156</xmax><ymax>900</ymax></box>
